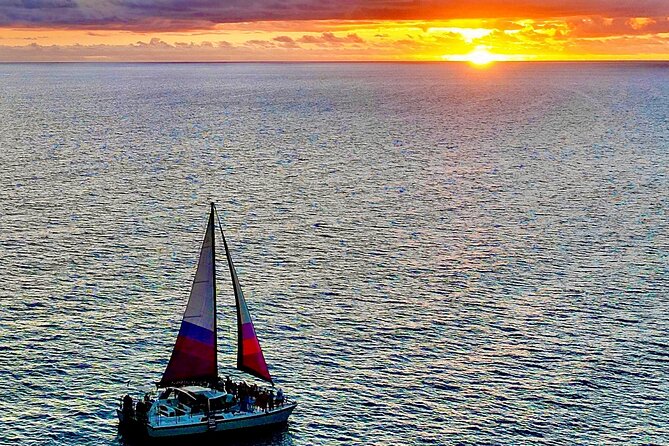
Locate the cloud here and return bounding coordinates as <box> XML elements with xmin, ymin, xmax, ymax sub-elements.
<box><xmin>566</xmin><ymin>16</ymin><xmax>669</xmax><ymax>38</ymax></box>
<box><xmin>273</xmin><ymin>35</ymin><xmax>299</xmax><ymax>48</ymax></box>
<box><xmin>0</xmin><ymin>27</ymin><xmax>461</xmax><ymax>62</ymax></box>
<box><xmin>1</xmin><ymin>1</ymin><xmax>669</xmax><ymax>31</ymax></box>
<box><xmin>0</xmin><ymin>38</ymin><xmax>250</xmax><ymax>61</ymax></box>
<box><xmin>136</xmin><ymin>37</ymin><xmax>171</xmax><ymax>47</ymax></box>
<box><xmin>0</xmin><ymin>33</ymin><xmax>409</xmax><ymax>61</ymax></box>
<box><xmin>273</xmin><ymin>35</ymin><xmax>295</xmax><ymax>43</ymax></box>
<box><xmin>297</xmin><ymin>32</ymin><xmax>364</xmax><ymax>46</ymax></box>
<box><xmin>243</xmin><ymin>39</ymin><xmax>275</xmax><ymax>48</ymax></box>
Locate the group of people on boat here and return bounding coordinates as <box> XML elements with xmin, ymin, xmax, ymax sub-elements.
<box><xmin>120</xmin><ymin>377</ymin><xmax>286</xmax><ymax>424</ymax></box>
<box><xmin>121</xmin><ymin>393</ymin><xmax>151</xmax><ymax>423</ymax></box>
<box><xmin>220</xmin><ymin>376</ymin><xmax>285</xmax><ymax>412</ymax></box>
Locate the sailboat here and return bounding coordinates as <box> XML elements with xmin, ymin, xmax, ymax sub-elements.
<box><xmin>117</xmin><ymin>203</ymin><xmax>297</xmax><ymax>438</ymax></box>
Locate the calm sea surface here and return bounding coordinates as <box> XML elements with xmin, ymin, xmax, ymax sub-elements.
<box><xmin>0</xmin><ymin>62</ymin><xmax>667</xmax><ymax>445</ymax></box>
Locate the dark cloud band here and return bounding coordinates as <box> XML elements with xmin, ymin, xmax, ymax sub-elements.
<box><xmin>1</xmin><ymin>0</ymin><xmax>668</xmax><ymax>30</ymax></box>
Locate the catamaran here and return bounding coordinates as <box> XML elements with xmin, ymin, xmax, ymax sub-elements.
<box><xmin>117</xmin><ymin>203</ymin><xmax>296</xmax><ymax>438</ymax></box>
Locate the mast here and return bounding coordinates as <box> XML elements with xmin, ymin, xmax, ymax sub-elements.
<box><xmin>210</xmin><ymin>202</ymin><xmax>217</xmax><ymax>387</ymax></box>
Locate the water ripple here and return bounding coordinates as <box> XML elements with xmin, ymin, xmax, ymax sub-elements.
<box><xmin>0</xmin><ymin>62</ymin><xmax>667</xmax><ymax>445</ymax></box>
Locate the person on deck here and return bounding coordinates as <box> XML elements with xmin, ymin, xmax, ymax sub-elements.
<box><xmin>276</xmin><ymin>388</ymin><xmax>284</xmax><ymax>407</ymax></box>
<box><xmin>268</xmin><ymin>390</ymin><xmax>275</xmax><ymax>411</ymax></box>
<box><xmin>263</xmin><ymin>391</ymin><xmax>269</xmax><ymax>412</ymax></box>
<box><xmin>256</xmin><ymin>392</ymin><xmax>264</xmax><ymax>412</ymax></box>
<box><xmin>122</xmin><ymin>394</ymin><xmax>134</xmax><ymax>417</ymax></box>
<box><xmin>241</xmin><ymin>394</ymin><xmax>250</xmax><ymax>412</ymax></box>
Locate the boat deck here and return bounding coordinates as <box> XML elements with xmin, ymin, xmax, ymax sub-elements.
<box><xmin>149</xmin><ymin>403</ymin><xmax>296</xmax><ymax>427</ymax></box>
<box><xmin>119</xmin><ymin>385</ymin><xmax>296</xmax><ymax>437</ymax></box>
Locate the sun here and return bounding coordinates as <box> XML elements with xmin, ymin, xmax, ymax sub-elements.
<box><xmin>441</xmin><ymin>45</ymin><xmax>511</xmax><ymax>66</ymax></box>
<box><xmin>466</xmin><ymin>46</ymin><xmax>497</xmax><ymax>66</ymax></box>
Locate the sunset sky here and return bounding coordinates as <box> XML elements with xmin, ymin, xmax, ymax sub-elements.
<box><xmin>0</xmin><ymin>1</ymin><xmax>668</xmax><ymax>61</ymax></box>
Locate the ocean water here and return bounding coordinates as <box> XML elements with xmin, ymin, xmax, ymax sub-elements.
<box><xmin>0</xmin><ymin>62</ymin><xmax>667</xmax><ymax>446</ymax></box>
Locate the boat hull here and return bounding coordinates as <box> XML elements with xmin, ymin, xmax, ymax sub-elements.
<box><xmin>145</xmin><ymin>404</ymin><xmax>297</xmax><ymax>438</ymax></box>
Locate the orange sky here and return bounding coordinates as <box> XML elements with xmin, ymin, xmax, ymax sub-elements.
<box><xmin>0</xmin><ymin>2</ymin><xmax>668</xmax><ymax>61</ymax></box>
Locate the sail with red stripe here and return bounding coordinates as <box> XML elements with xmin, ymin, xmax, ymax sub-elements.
<box><xmin>160</xmin><ymin>206</ymin><xmax>217</xmax><ymax>386</ymax></box>
<box><xmin>219</xmin><ymin>226</ymin><xmax>273</xmax><ymax>384</ymax></box>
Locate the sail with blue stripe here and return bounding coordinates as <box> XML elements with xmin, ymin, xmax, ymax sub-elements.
<box><xmin>159</xmin><ymin>206</ymin><xmax>217</xmax><ymax>386</ymax></box>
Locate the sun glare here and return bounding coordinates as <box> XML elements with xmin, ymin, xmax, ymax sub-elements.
<box><xmin>466</xmin><ymin>47</ymin><xmax>496</xmax><ymax>66</ymax></box>
<box><xmin>441</xmin><ymin>46</ymin><xmax>516</xmax><ymax>66</ymax></box>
